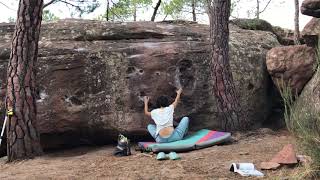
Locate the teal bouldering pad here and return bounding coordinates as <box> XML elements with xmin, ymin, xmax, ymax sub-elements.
<box><xmin>138</xmin><ymin>129</ymin><xmax>231</xmax><ymax>152</ymax></box>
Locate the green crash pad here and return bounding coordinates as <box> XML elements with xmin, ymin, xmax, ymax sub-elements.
<box><xmin>138</xmin><ymin>129</ymin><xmax>231</xmax><ymax>152</ymax></box>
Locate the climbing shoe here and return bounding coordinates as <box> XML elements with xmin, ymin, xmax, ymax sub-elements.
<box><xmin>113</xmin><ymin>134</ymin><xmax>131</xmax><ymax>157</ymax></box>
<box><xmin>156</xmin><ymin>152</ymin><xmax>166</xmax><ymax>160</ymax></box>
<box><xmin>168</xmin><ymin>152</ymin><xmax>180</xmax><ymax>160</ymax></box>
<box><xmin>156</xmin><ymin>152</ymin><xmax>181</xmax><ymax>160</ymax></box>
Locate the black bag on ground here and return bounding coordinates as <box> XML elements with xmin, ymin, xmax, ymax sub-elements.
<box><xmin>113</xmin><ymin>134</ymin><xmax>131</xmax><ymax>157</ymax></box>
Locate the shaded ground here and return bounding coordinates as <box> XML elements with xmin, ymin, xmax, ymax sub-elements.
<box><xmin>0</xmin><ymin>129</ymin><xmax>306</xmax><ymax>180</ymax></box>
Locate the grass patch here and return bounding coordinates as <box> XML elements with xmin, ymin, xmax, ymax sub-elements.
<box><xmin>276</xmin><ymin>42</ymin><xmax>320</xmax><ymax>178</ymax></box>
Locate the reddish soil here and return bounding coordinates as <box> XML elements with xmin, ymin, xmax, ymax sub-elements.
<box><xmin>0</xmin><ymin>128</ymin><xmax>306</xmax><ymax>180</ymax></box>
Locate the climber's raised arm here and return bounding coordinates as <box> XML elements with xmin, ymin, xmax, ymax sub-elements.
<box><xmin>144</xmin><ymin>96</ymin><xmax>151</xmax><ymax>116</ymax></box>
<box><xmin>171</xmin><ymin>88</ymin><xmax>182</xmax><ymax>108</ymax></box>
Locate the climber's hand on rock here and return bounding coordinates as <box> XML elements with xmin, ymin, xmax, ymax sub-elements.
<box><xmin>144</xmin><ymin>96</ymin><xmax>150</xmax><ymax>104</ymax></box>
<box><xmin>176</xmin><ymin>88</ymin><xmax>182</xmax><ymax>95</ymax></box>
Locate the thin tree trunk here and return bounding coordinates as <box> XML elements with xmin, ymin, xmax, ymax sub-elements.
<box><xmin>294</xmin><ymin>0</ymin><xmax>300</xmax><ymax>45</ymax></box>
<box><xmin>106</xmin><ymin>0</ymin><xmax>110</xmax><ymax>21</ymax></box>
<box><xmin>151</xmin><ymin>0</ymin><xmax>161</xmax><ymax>21</ymax></box>
<box><xmin>133</xmin><ymin>2</ymin><xmax>137</xmax><ymax>21</ymax></box>
<box><xmin>192</xmin><ymin>0</ymin><xmax>197</xmax><ymax>22</ymax></box>
<box><xmin>6</xmin><ymin>0</ymin><xmax>43</xmax><ymax>162</ymax></box>
<box><xmin>256</xmin><ymin>0</ymin><xmax>260</xmax><ymax>19</ymax></box>
<box><xmin>208</xmin><ymin>0</ymin><xmax>246</xmax><ymax>131</ymax></box>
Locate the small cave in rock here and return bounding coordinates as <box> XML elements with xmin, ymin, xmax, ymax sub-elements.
<box><xmin>126</xmin><ymin>66</ymin><xmax>137</xmax><ymax>74</ymax></box>
<box><xmin>203</xmin><ymin>84</ymin><xmax>209</xmax><ymax>89</ymax></box>
<box><xmin>69</xmin><ymin>96</ymin><xmax>82</xmax><ymax>105</ymax></box>
<box><xmin>178</xmin><ymin>59</ymin><xmax>193</xmax><ymax>72</ymax></box>
<box><xmin>63</xmin><ymin>95</ymin><xmax>82</xmax><ymax>105</ymax></box>
<box><xmin>262</xmin><ymin>74</ymin><xmax>285</xmax><ymax>130</ymax></box>
<box><xmin>36</xmin><ymin>88</ymin><xmax>41</xmax><ymax>100</ymax></box>
<box><xmin>247</xmin><ymin>83</ymin><xmax>254</xmax><ymax>90</ymax></box>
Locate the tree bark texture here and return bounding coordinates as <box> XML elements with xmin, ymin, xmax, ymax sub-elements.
<box><xmin>6</xmin><ymin>0</ymin><xmax>43</xmax><ymax>162</ymax></box>
<box><xmin>256</xmin><ymin>0</ymin><xmax>260</xmax><ymax>19</ymax></box>
<box><xmin>192</xmin><ymin>0</ymin><xmax>197</xmax><ymax>22</ymax></box>
<box><xmin>106</xmin><ymin>0</ymin><xmax>110</xmax><ymax>21</ymax></box>
<box><xmin>133</xmin><ymin>3</ymin><xmax>137</xmax><ymax>21</ymax></box>
<box><xmin>151</xmin><ymin>0</ymin><xmax>161</xmax><ymax>21</ymax></box>
<box><xmin>208</xmin><ymin>0</ymin><xmax>246</xmax><ymax>131</ymax></box>
<box><xmin>294</xmin><ymin>0</ymin><xmax>300</xmax><ymax>45</ymax></box>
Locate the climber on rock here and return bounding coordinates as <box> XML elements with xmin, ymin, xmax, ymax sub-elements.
<box><xmin>144</xmin><ymin>88</ymin><xmax>189</xmax><ymax>143</ymax></box>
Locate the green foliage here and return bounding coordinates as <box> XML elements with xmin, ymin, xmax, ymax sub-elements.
<box><xmin>42</xmin><ymin>0</ymin><xmax>100</xmax><ymax>17</ymax></box>
<box><xmin>278</xmin><ymin>49</ymin><xmax>320</xmax><ymax>177</ymax></box>
<box><xmin>105</xmin><ymin>0</ymin><xmax>152</xmax><ymax>21</ymax></box>
<box><xmin>42</xmin><ymin>10</ymin><xmax>59</xmax><ymax>22</ymax></box>
<box><xmin>162</xmin><ymin>0</ymin><xmax>186</xmax><ymax>18</ymax></box>
<box><xmin>7</xmin><ymin>17</ymin><xmax>15</xmax><ymax>23</ymax></box>
<box><xmin>161</xmin><ymin>0</ymin><xmax>206</xmax><ymax>20</ymax></box>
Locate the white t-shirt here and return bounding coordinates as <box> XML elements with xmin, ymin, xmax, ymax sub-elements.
<box><xmin>151</xmin><ymin>104</ymin><xmax>174</xmax><ymax>135</ymax></box>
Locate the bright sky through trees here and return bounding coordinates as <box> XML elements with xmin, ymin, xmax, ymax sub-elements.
<box><xmin>0</xmin><ymin>0</ymin><xmax>312</xmax><ymax>30</ymax></box>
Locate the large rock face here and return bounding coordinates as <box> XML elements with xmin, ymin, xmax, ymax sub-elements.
<box><xmin>301</xmin><ymin>0</ymin><xmax>320</xmax><ymax>17</ymax></box>
<box><xmin>266</xmin><ymin>45</ymin><xmax>316</xmax><ymax>94</ymax></box>
<box><xmin>0</xmin><ymin>19</ymin><xmax>280</xmax><ymax>149</ymax></box>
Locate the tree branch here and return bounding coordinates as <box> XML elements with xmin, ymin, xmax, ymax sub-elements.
<box><xmin>259</xmin><ymin>0</ymin><xmax>272</xmax><ymax>14</ymax></box>
<box><xmin>43</xmin><ymin>0</ymin><xmax>58</xmax><ymax>8</ymax></box>
<box><xmin>59</xmin><ymin>0</ymin><xmax>82</xmax><ymax>12</ymax></box>
<box><xmin>0</xmin><ymin>1</ymin><xmax>16</xmax><ymax>11</ymax></box>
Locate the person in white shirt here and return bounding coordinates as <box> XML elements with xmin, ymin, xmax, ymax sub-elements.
<box><xmin>144</xmin><ymin>88</ymin><xmax>189</xmax><ymax>143</ymax></box>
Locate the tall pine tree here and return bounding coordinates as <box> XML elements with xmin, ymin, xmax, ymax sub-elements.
<box><xmin>208</xmin><ymin>0</ymin><xmax>247</xmax><ymax>131</ymax></box>
<box><xmin>6</xmin><ymin>0</ymin><xmax>43</xmax><ymax>161</ymax></box>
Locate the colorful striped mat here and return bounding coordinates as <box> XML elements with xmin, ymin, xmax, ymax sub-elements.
<box><xmin>138</xmin><ymin>129</ymin><xmax>231</xmax><ymax>152</ymax></box>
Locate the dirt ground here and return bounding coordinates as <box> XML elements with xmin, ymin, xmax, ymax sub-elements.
<box><xmin>0</xmin><ymin>128</ymin><xmax>308</xmax><ymax>180</ymax></box>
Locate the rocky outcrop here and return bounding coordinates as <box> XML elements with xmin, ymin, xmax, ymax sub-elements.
<box><xmin>302</xmin><ymin>18</ymin><xmax>320</xmax><ymax>47</ymax></box>
<box><xmin>301</xmin><ymin>0</ymin><xmax>320</xmax><ymax>18</ymax></box>
<box><xmin>230</xmin><ymin>18</ymin><xmax>274</xmax><ymax>32</ymax></box>
<box><xmin>290</xmin><ymin>69</ymin><xmax>320</xmax><ymax>158</ymax></box>
<box><xmin>273</xmin><ymin>26</ymin><xmax>304</xmax><ymax>46</ymax></box>
<box><xmin>0</xmin><ymin>19</ymin><xmax>280</xmax><ymax>149</ymax></box>
<box><xmin>230</xmin><ymin>18</ymin><xmax>301</xmax><ymax>45</ymax></box>
<box><xmin>266</xmin><ymin>45</ymin><xmax>316</xmax><ymax>94</ymax></box>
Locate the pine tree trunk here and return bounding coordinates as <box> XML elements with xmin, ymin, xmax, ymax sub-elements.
<box><xmin>151</xmin><ymin>0</ymin><xmax>161</xmax><ymax>21</ymax></box>
<box><xmin>6</xmin><ymin>0</ymin><xmax>43</xmax><ymax>162</ymax></box>
<box><xmin>294</xmin><ymin>0</ymin><xmax>300</xmax><ymax>45</ymax></box>
<box><xmin>133</xmin><ymin>3</ymin><xmax>137</xmax><ymax>21</ymax></box>
<box><xmin>208</xmin><ymin>0</ymin><xmax>246</xmax><ymax>131</ymax></box>
<box><xmin>256</xmin><ymin>0</ymin><xmax>260</xmax><ymax>19</ymax></box>
<box><xmin>192</xmin><ymin>0</ymin><xmax>197</xmax><ymax>22</ymax></box>
<box><xmin>106</xmin><ymin>0</ymin><xmax>110</xmax><ymax>21</ymax></box>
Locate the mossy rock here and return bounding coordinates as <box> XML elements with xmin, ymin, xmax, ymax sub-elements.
<box><xmin>230</xmin><ymin>18</ymin><xmax>274</xmax><ymax>32</ymax></box>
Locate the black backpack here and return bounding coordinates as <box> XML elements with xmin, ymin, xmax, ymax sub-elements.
<box><xmin>113</xmin><ymin>134</ymin><xmax>131</xmax><ymax>157</ymax></box>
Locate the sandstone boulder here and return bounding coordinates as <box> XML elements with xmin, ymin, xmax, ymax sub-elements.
<box><xmin>302</xmin><ymin>17</ymin><xmax>320</xmax><ymax>47</ymax></box>
<box><xmin>273</xmin><ymin>26</ymin><xmax>304</xmax><ymax>46</ymax></box>
<box><xmin>230</xmin><ymin>18</ymin><xmax>302</xmax><ymax>45</ymax></box>
<box><xmin>0</xmin><ymin>19</ymin><xmax>280</xmax><ymax>149</ymax></box>
<box><xmin>266</xmin><ymin>45</ymin><xmax>316</xmax><ymax>94</ymax></box>
<box><xmin>301</xmin><ymin>0</ymin><xmax>320</xmax><ymax>18</ymax></box>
